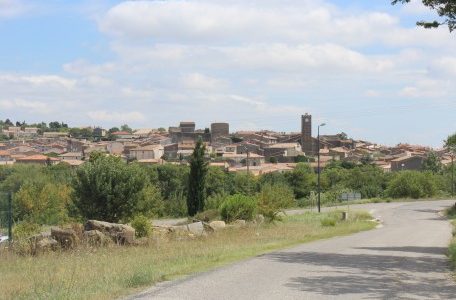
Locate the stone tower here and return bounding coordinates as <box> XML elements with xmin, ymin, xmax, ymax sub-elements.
<box><xmin>301</xmin><ymin>114</ymin><xmax>313</xmax><ymax>155</ymax></box>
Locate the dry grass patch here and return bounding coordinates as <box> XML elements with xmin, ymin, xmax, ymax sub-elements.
<box><xmin>0</xmin><ymin>210</ymin><xmax>375</xmax><ymax>300</ymax></box>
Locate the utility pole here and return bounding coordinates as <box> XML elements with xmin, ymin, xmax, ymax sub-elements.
<box><xmin>317</xmin><ymin>123</ymin><xmax>326</xmax><ymax>213</ymax></box>
<box><xmin>245</xmin><ymin>146</ymin><xmax>250</xmax><ymax>195</ymax></box>
<box><xmin>452</xmin><ymin>154</ymin><xmax>454</xmax><ymax>198</ymax></box>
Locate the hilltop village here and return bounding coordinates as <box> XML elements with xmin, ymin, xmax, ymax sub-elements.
<box><xmin>0</xmin><ymin>114</ymin><xmax>452</xmax><ymax>174</ymax></box>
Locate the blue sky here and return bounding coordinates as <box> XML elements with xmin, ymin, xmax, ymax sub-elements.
<box><xmin>0</xmin><ymin>0</ymin><xmax>455</xmax><ymax>147</ymax></box>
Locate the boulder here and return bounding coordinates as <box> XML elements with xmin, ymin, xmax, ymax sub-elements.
<box><xmin>187</xmin><ymin>221</ymin><xmax>204</xmax><ymax>235</ymax></box>
<box><xmin>209</xmin><ymin>221</ymin><xmax>226</xmax><ymax>231</ymax></box>
<box><xmin>26</xmin><ymin>233</ymin><xmax>58</xmax><ymax>255</ymax></box>
<box><xmin>36</xmin><ymin>237</ymin><xmax>58</xmax><ymax>253</ymax></box>
<box><xmin>132</xmin><ymin>237</ymin><xmax>150</xmax><ymax>247</ymax></box>
<box><xmin>85</xmin><ymin>220</ymin><xmax>135</xmax><ymax>245</ymax></box>
<box><xmin>232</xmin><ymin>220</ymin><xmax>246</xmax><ymax>227</ymax></box>
<box><xmin>255</xmin><ymin>214</ymin><xmax>265</xmax><ymax>225</ymax></box>
<box><xmin>83</xmin><ymin>230</ymin><xmax>111</xmax><ymax>246</ymax></box>
<box><xmin>153</xmin><ymin>225</ymin><xmax>174</xmax><ymax>235</ymax></box>
<box><xmin>171</xmin><ymin>224</ymin><xmax>190</xmax><ymax>233</ymax></box>
<box><xmin>170</xmin><ymin>221</ymin><xmax>206</xmax><ymax>236</ymax></box>
<box><xmin>51</xmin><ymin>227</ymin><xmax>79</xmax><ymax>249</ymax></box>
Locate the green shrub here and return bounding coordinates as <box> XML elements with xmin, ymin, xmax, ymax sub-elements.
<box><xmin>194</xmin><ymin>209</ymin><xmax>220</xmax><ymax>222</ymax></box>
<box><xmin>205</xmin><ymin>192</ymin><xmax>228</xmax><ymax>210</ymax></box>
<box><xmin>130</xmin><ymin>215</ymin><xmax>152</xmax><ymax>238</ymax></box>
<box><xmin>386</xmin><ymin>171</ymin><xmax>437</xmax><ymax>199</ymax></box>
<box><xmin>320</xmin><ymin>217</ymin><xmax>336</xmax><ymax>227</ymax></box>
<box><xmin>220</xmin><ymin>194</ymin><xmax>257</xmax><ymax>222</ymax></box>
<box><xmin>164</xmin><ymin>190</ymin><xmax>187</xmax><ymax>217</ymax></box>
<box><xmin>256</xmin><ymin>184</ymin><xmax>295</xmax><ymax>222</ymax></box>
<box><xmin>11</xmin><ymin>221</ymin><xmax>42</xmax><ymax>255</ymax></box>
<box><xmin>12</xmin><ymin>221</ymin><xmax>41</xmax><ymax>240</ymax></box>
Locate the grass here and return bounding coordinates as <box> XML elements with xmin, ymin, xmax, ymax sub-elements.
<box><xmin>445</xmin><ymin>204</ymin><xmax>456</xmax><ymax>269</ymax></box>
<box><xmin>0</xmin><ymin>210</ymin><xmax>375</xmax><ymax>300</ymax></box>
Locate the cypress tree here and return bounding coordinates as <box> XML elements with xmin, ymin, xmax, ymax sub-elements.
<box><xmin>187</xmin><ymin>139</ymin><xmax>208</xmax><ymax>216</ymax></box>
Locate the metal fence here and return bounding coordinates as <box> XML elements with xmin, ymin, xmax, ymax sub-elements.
<box><xmin>339</xmin><ymin>192</ymin><xmax>362</xmax><ymax>202</ymax></box>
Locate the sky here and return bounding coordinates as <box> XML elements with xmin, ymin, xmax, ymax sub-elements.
<box><xmin>0</xmin><ymin>0</ymin><xmax>455</xmax><ymax>147</ymax></box>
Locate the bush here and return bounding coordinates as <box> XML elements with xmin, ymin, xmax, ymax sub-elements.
<box><xmin>194</xmin><ymin>209</ymin><xmax>220</xmax><ymax>222</ymax></box>
<box><xmin>205</xmin><ymin>192</ymin><xmax>228</xmax><ymax>210</ymax></box>
<box><xmin>164</xmin><ymin>190</ymin><xmax>187</xmax><ymax>217</ymax></box>
<box><xmin>386</xmin><ymin>171</ymin><xmax>437</xmax><ymax>199</ymax></box>
<box><xmin>14</xmin><ymin>182</ymin><xmax>72</xmax><ymax>225</ymax></box>
<box><xmin>320</xmin><ymin>217</ymin><xmax>336</xmax><ymax>227</ymax></box>
<box><xmin>130</xmin><ymin>215</ymin><xmax>152</xmax><ymax>238</ymax></box>
<box><xmin>12</xmin><ymin>221</ymin><xmax>41</xmax><ymax>240</ymax></box>
<box><xmin>220</xmin><ymin>194</ymin><xmax>257</xmax><ymax>222</ymax></box>
<box><xmin>73</xmin><ymin>155</ymin><xmax>153</xmax><ymax>222</ymax></box>
<box><xmin>256</xmin><ymin>184</ymin><xmax>295</xmax><ymax>222</ymax></box>
<box><xmin>11</xmin><ymin>221</ymin><xmax>42</xmax><ymax>255</ymax></box>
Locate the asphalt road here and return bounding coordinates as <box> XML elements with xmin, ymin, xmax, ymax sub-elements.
<box><xmin>132</xmin><ymin>200</ymin><xmax>456</xmax><ymax>300</ymax></box>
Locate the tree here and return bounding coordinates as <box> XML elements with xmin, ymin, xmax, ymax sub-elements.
<box><xmin>4</xmin><ymin>118</ymin><xmax>13</xmax><ymax>126</ymax></box>
<box><xmin>109</xmin><ymin>127</ymin><xmax>120</xmax><ymax>133</ymax></box>
<box><xmin>120</xmin><ymin>124</ymin><xmax>133</xmax><ymax>133</ymax></box>
<box><xmin>345</xmin><ymin>165</ymin><xmax>386</xmax><ymax>198</ymax></box>
<box><xmin>231</xmin><ymin>136</ymin><xmax>243</xmax><ymax>143</ymax></box>
<box><xmin>386</xmin><ymin>170</ymin><xmax>437</xmax><ymax>198</ymax></box>
<box><xmin>186</xmin><ymin>139</ymin><xmax>208</xmax><ymax>216</ymax></box>
<box><xmin>284</xmin><ymin>163</ymin><xmax>315</xmax><ymax>198</ymax></box>
<box><xmin>73</xmin><ymin>154</ymin><xmax>153</xmax><ymax>222</ymax></box>
<box><xmin>256</xmin><ymin>184</ymin><xmax>295</xmax><ymax>222</ymax></box>
<box><xmin>360</xmin><ymin>154</ymin><xmax>374</xmax><ymax>165</ymax></box>
<box><xmin>392</xmin><ymin>0</ymin><xmax>456</xmax><ymax>31</ymax></box>
<box><xmin>446</xmin><ymin>133</ymin><xmax>456</xmax><ymax>148</ymax></box>
<box><xmin>206</xmin><ymin>166</ymin><xmax>230</xmax><ymax>197</ymax></box>
<box><xmin>422</xmin><ymin>151</ymin><xmax>442</xmax><ymax>174</ymax></box>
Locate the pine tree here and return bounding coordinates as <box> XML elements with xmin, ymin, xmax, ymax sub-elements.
<box><xmin>187</xmin><ymin>139</ymin><xmax>208</xmax><ymax>216</ymax></box>
<box><xmin>392</xmin><ymin>1</ymin><xmax>456</xmax><ymax>31</ymax></box>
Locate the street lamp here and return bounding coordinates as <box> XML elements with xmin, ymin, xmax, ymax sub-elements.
<box><xmin>317</xmin><ymin>123</ymin><xmax>326</xmax><ymax>213</ymax></box>
<box><xmin>448</xmin><ymin>145</ymin><xmax>455</xmax><ymax>198</ymax></box>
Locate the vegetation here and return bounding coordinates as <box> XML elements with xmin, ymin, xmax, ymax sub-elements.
<box><xmin>256</xmin><ymin>184</ymin><xmax>295</xmax><ymax>222</ymax></box>
<box><xmin>386</xmin><ymin>171</ymin><xmax>437</xmax><ymax>199</ymax></box>
<box><xmin>392</xmin><ymin>0</ymin><xmax>456</xmax><ymax>31</ymax></box>
<box><xmin>131</xmin><ymin>215</ymin><xmax>153</xmax><ymax>238</ymax></box>
<box><xmin>220</xmin><ymin>194</ymin><xmax>257</xmax><ymax>222</ymax></box>
<box><xmin>0</xmin><ymin>211</ymin><xmax>375</xmax><ymax>300</ymax></box>
<box><xmin>187</xmin><ymin>139</ymin><xmax>208</xmax><ymax>216</ymax></box>
<box><xmin>445</xmin><ymin>205</ymin><xmax>456</xmax><ymax>269</ymax></box>
<box><xmin>72</xmin><ymin>154</ymin><xmax>160</xmax><ymax>223</ymax></box>
<box><xmin>1</xmin><ymin>155</ymin><xmax>454</xmax><ymax>230</ymax></box>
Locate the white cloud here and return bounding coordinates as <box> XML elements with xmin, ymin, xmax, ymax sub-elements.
<box><xmin>400</xmin><ymin>0</ymin><xmax>431</xmax><ymax>14</ymax></box>
<box><xmin>222</xmin><ymin>43</ymin><xmax>394</xmax><ymax>73</ymax></box>
<box><xmin>181</xmin><ymin>73</ymin><xmax>227</xmax><ymax>91</ymax></box>
<box><xmin>0</xmin><ymin>99</ymin><xmax>50</xmax><ymax>113</ymax></box>
<box><xmin>364</xmin><ymin>90</ymin><xmax>381</xmax><ymax>98</ymax></box>
<box><xmin>399</xmin><ymin>79</ymin><xmax>449</xmax><ymax>98</ymax></box>
<box><xmin>430</xmin><ymin>57</ymin><xmax>456</xmax><ymax>76</ymax></box>
<box><xmin>0</xmin><ymin>0</ymin><xmax>30</xmax><ymax>19</ymax></box>
<box><xmin>63</xmin><ymin>59</ymin><xmax>115</xmax><ymax>76</ymax></box>
<box><xmin>87</xmin><ymin>111</ymin><xmax>146</xmax><ymax>123</ymax></box>
<box><xmin>2</xmin><ymin>0</ymin><xmax>456</xmax><ymax>147</ymax></box>
<box><xmin>98</xmin><ymin>0</ymin><xmax>456</xmax><ymax>52</ymax></box>
<box><xmin>0</xmin><ymin>74</ymin><xmax>76</xmax><ymax>89</ymax></box>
